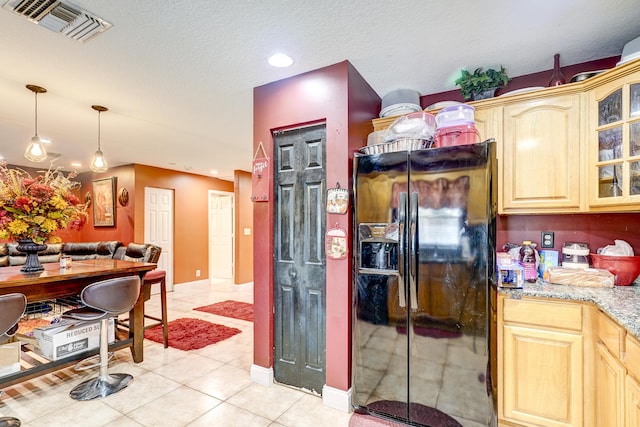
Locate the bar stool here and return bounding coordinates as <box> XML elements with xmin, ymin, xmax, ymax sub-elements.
<box><xmin>63</xmin><ymin>276</ymin><xmax>141</xmax><ymax>401</ymax></box>
<box><xmin>0</xmin><ymin>293</ymin><xmax>27</xmax><ymax>427</ymax></box>
<box><xmin>117</xmin><ymin>270</ymin><xmax>168</xmax><ymax>348</ymax></box>
<box><xmin>141</xmin><ymin>270</ymin><xmax>168</xmax><ymax>348</ymax></box>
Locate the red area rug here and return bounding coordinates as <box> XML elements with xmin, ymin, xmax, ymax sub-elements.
<box><xmin>193</xmin><ymin>300</ymin><xmax>253</xmax><ymax>322</ymax></box>
<box><xmin>144</xmin><ymin>317</ymin><xmax>241</xmax><ymax>351</ymax></box>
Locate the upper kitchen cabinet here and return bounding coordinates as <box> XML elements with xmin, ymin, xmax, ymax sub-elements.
<box><xmin>588</xmin><ymin>65</ymin><xmax>640</xmax><ymax>211</ymax></box>
<box><xmin>501</xmin><ymin>93</ymin><xmax>583</xmax><ymax>213</ymax></box>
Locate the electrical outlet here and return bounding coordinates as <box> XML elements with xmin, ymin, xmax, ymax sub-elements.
<box><xmin>195</xmin><ymin>269</ymin><xmax>201</xmax><ymax>277</ymax></box>
<box><xmin>541</xmin><ymin>231</ymin><xmax>554</xmax><ymax>248</ymax></box>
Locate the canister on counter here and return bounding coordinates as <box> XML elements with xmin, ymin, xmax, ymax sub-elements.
<box><xmin>60</xmin><ymin>256</ymin><xmax>71</xmax><ymax>269</ymax></box>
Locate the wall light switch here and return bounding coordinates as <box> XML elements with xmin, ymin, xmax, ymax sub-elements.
<box><xmin>244</xmin><ymin>228</ymin><xmax>251</xmax><ymax>236</ymax></box>
<box><xmin>541</xmin><ymin>231</ymin><xmax>554</xmax><ymax>248</ymax></box>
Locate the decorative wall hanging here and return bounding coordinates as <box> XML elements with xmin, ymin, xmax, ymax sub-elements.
<box><xmin>326</xmin><ymin>182</ymin><xmax>349</xmax><ymax>214</ymax></box>
<box><xmin>251</xmin><ymin>141</ymin><xmax>270</xmax><ymax>202</ymax></box>
<box><xmin>325</xmin><ymin>224</ymin><xmax>348</xmax><ymax>260</ymax></box>
<box><xmin>118</xmin><ymin>187</ymin><xmax>129</xmax><ymax>206</ymax></box>
<box><xmin>92</xmin><ymin>176</ymin><xmax>116</xmax><ymax>227</ymax></box>
<box><xmin>84</xmin><ymin>191</ymin><xmax>92</xmax><ymax>208</ymax></box>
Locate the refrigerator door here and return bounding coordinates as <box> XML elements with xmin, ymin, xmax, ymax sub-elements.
<box><xmin>407</xmin><ymin>141</ymin><xmax>496</xmax><ymax>426</ymax></box>
<box><xmin>352</xmin><ymin>150</ymin><xmax>410</xmax><ymax>421</ymax></box>
<box><xmin>352</xmin><ymin>141</ymin><xmax>496</xmax><ymax>426</ymax></box>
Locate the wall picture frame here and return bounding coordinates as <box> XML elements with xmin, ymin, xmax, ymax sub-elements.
<box><xmin>92</xmin><ymin>177</ymin><xmax>116</xmax><ymax>227</ymax></box>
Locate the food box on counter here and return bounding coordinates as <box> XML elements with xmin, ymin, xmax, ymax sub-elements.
<box><xmin>0</xmin><ymin>339</ymin><xmax>21</xmax><ymax>378</ymax></box>
<box><xmin>543</xmin><ymin>266</ymin><xmax>615</xmax><ymax>288</ymax></box>
<box><xmin>497</xmin><ymin>252</ymin><xmax>524</xmax><ymax>288</ymax></box>
<box><xmin>538</xmin><ymin>250</ymin><xmax>559</xmax><ymax>278</ymax></box>
<box><xmin>33</xmin><ymin>318</ymin><xmax>114</xmax><ymax>361</ymax></box>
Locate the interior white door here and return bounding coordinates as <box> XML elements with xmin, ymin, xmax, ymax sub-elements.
<box><xmin>209</xmin><ymin>190</ymin><xmax>234</xmax><ymax>281</ymax></box>
<box><xmin>144</xmin><ymin>187</ymin><xmax>174</xmax><ymax>292</ymax></box>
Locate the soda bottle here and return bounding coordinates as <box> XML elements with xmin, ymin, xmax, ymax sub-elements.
<box><xmin>520</xmin><ymin>241</ymin><xmax>537</xmax><ymax>283</ymax></box>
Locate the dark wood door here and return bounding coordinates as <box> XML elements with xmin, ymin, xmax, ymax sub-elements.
<box><xmin>273</xmin><ymin>124</ymin><xmax>326</xmax><ymax>394</ymax></box>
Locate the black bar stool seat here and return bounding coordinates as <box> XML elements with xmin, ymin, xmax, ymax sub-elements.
<box><xmin>63</xmin><ymin>276</ymin><xmax>141</xmax><ymax>401</ymax></box>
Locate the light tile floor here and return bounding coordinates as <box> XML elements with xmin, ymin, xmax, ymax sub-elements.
<box><xmin>0</xmin><ymin>279</ymin><xmax>354</xmax><ymax>427</ymax></box>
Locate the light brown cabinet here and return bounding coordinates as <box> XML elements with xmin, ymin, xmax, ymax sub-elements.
<box><xmin>498</xmin><ymin>295</ymin><xmax>584</xmax><ymax>426</ymax></box>
<box><xmin>588</xmin><ymin>67</ymin><xmax>640</xmax><ymax>211</ymax></box>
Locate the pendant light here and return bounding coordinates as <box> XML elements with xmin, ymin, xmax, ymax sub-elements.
<box><xmin>90</xmin><ymin>105</ymin><xmax>109</xmax><ymax>173</ymax></box>
<box><xmin>24</xmin><ymin>84</ymin><xmax>48</xmax><ymax>162</ymax></box>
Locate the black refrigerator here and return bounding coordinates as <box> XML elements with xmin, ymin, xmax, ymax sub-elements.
<box><xmin>352</xmin><ymin>140</ymin><xmax>497</xmax><ymax>426</ymax></box>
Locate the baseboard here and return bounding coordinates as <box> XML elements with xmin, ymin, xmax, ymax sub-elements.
<box><xmin>322</xmin><ymin>385</ymin><xmax>352</xmax><ymax>413</ymax></box>
<box><xmin>250</xmin><ymin>364</ymin><xmax>273</xmax><ymax>387</ymax></box>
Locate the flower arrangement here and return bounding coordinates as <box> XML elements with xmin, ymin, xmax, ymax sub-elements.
<box><xmin>0</xmin><ymin>162</ymin><xmax>87</xmax><ymax>244</ymax></box>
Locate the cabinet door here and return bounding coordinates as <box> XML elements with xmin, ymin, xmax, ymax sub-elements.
<box><xmin>502</xmin><ymin>324</ymin><xmax>583</xmax><ymax>426</ymax></box>
<box><xmin>502</xmin><ymin>94</ymin><xmax>582</xmax><ymax>213</ymax></box>
<box><xmin>588</xmin><ymin>69</ymin><xmax>640</xmax><ymax>210</ymax></box>
<box><xmin>595</xmin><ymin>341</ymin><xmax>625</xmax><ymax>426</ymax></box>
<box><xmin>626</xmin><ymin>375</ymin><xmax>640</xmax><ymax>427</ymax></box>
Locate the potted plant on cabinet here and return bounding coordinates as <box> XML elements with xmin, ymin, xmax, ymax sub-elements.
<box><xmin>455</xmin><ymin>66</ymin><xmax>509</xmax><ymax>101</ymax></box>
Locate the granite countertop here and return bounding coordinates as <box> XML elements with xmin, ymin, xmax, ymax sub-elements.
<box><xmin>498</xmin><ymin>279</ymin><xmax>640</xmax><ymax>340</ymax></box>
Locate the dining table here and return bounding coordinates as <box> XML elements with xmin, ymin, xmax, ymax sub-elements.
<box><xmin>0</xmin><ymin>258</ymin><xmax>156</xmax><ymax>387</ymax></box>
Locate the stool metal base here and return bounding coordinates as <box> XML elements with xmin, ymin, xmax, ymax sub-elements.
<box><xmin>69</xmin><ymin>373</ymin><xmax>133</xmax><ymax>401</ymax></box>
<box><xmin>0</xmin><ymin>417</ymin><xmax>21</xmax><ymax>427</ymax></box>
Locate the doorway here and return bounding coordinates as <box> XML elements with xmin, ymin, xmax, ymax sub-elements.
<box><xmin>144</xmin><ymin>187</ymin><xmax>174</xmax><ymax>292</ymax></box>
<box><xmin>208</xmin><ymin>190</ymin><xmax>234</xmax><ymax>281</ymax></box>
<box><xmin>273</xmin><ymin>124</ymin><xmax>327</xmax><ymax>394</ymax></box>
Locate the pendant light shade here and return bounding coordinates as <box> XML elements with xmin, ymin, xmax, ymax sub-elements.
<box><xmin>24</xmin><ymin>84</ymin><xmax>48</xmax><ymax>162</ymax></box>
<box><xmin>90</xmin><ymin>105</ymin><xmax>109</xmax><ymax>173</ymax></box>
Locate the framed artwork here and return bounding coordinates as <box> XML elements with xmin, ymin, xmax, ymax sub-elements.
<box><xmin>92</xmin><ymin>177</ymin><xmax>116</xmax><ymax>227</ymax></box>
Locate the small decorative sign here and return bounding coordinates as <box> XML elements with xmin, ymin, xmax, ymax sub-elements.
<box><xmin>251</xmin><ymin>141</ymin><xmax>270</xmax><ymax>202</ymax></box>
<box><xmin>326</xmin><ymin>182</ymin><xmax>349</xmax><ymax>214</ymax></box>
<box><xmin>325</xmin><ymin>225</ymin><xmax>348</xmax><ymax>260</ymax></box>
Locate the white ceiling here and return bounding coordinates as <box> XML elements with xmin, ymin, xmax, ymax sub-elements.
<box><xmin>1</xmin><ymin>0</ymin><xmax>639</xmax><ymax>181</ymax></box>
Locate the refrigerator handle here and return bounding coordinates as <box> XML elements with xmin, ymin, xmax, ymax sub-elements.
<box><xmin>409</xmin><ymin>192</ymin><xmax>418</xmax><ymax>310</ymax></box>
<box><xmin>397</xmin><ymin>192</ymin><xmax>407</xmax><ymax>308</ymax></box>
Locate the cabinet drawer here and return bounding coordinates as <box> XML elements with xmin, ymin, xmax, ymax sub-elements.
<box><xmin>626</xmin><ymin>334</ymin><xmax>640</xmax><ymax>382</ymax></box>
<box><xmin>503</xmin><ymin>297</ymin><xmax>582</xmax><ymax>331</ymax></box>
<box><xmin>597</xmin><ymin>310</ymin><xmax>625</xmax><ymax>359</ymax></box>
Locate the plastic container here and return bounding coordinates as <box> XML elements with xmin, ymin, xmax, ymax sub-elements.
<box><xmin>384</xmin><ymin>112</ymin><xmax>436</xmax><ymax>143</ymax></box>
<box><xmin>435</xmin><ymin>104</ymin><xmax>475</xmax><ymax>128</ymax></box>
<box><xmin>434</xmin><ymin>122</ymin><xmax>480</xmax><ymax>148</ymax></box>
<box><xmin>520</xmin><ymin>241</ymin><xmax>537</xmax><ymax>283</ymax></box>
<box><xmin>590</xmin><ymin>253</ymin><xmax>640</xmax><ymax>286</ymax></box>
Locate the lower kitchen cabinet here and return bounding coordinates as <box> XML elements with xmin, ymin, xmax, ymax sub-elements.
<box><xmin>626</xmin><ymin>375</ymin><xmax>640</xmax><ymax>427</ymax></box>
<box><xmin>498</xmin><ymin>295</ymin><xmax>584</xmax><ymax>427</ymax></box>
<box><xmin>595</xmin><ymin>341</ymin><xmax>625</xmax><ymax>426</ymax></box>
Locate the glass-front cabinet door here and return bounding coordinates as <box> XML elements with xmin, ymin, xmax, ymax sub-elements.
<box><xmin>590</xmin><ymin>69</ymin><xmax>640</xmax><ymax>209</ymax></box>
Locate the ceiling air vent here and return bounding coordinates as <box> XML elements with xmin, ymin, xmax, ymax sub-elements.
<box><xmin>3</xmin><ymin>0</ymin><xmax>112</xmax><ymax>43</ymax></box>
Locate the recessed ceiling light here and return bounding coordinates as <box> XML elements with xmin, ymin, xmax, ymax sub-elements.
<box><xmin>210</xmin><ymin>169</ymin><xmax>218</xmax><ymax>175</ymax></box>
<box><xmin>71</xmin><ymin>162</ymin><xmax>81</xmax><ymax>167</ymax></box>
<box><xmin>268</xmin><ymin>53</ymin><xmax>293</xmax><ymax>68</ymax></box>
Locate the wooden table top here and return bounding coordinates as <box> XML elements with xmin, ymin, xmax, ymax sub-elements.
<box><xmin>0</xmin><ymin>259</ymin><xmax>156</xmax><ymax>288</ymax></box>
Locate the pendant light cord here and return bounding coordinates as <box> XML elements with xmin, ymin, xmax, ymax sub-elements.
<box><xmin>34</xmin><ymin>91</ymin><xmax>38</xmax><ymax>137</ymax></box>
<box><xmin>97</xmin><ymin>110</ymin><xmax>101</xmax><ymax>151</ymax></box>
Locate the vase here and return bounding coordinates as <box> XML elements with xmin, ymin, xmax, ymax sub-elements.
<box><xmin>548</xmin><ymin>53</ymin><xmax>566</xmax><ymax>87</ymax></box>
<box><xmin>472</xmin><ymin>87</ymin><xmax>497</xmax><ymax>101</ymax></box>
<box><xmin>16</xmin><ymin>238</ymin><xmax>47</xmax><ymax>273</ymax></box>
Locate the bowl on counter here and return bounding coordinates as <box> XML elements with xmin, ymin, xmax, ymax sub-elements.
<box><xmin>590</xmin><ymin>253</ymin><xmax>640</xmax><ymax>286</ymax></box>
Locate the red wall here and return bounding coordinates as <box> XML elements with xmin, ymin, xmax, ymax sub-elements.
<box><xmin>497</xmin><ymin>213</ymin><xmax>640</xmax><ymax>256</ymax></box>
<box><xmin>420</xmin><ymin>56</ymin><xmax>620</xmax><ymax>107</ymax></box>
<box><xmin>253</xmin><ymin>61</ymin><xmax>380</xmax><ymax>391</ymax></box>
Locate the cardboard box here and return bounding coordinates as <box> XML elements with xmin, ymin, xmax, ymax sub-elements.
<box><xmin>497</xmin><ymin>251</ymin><xmax>524</xmax><ymax>288</ymax></box>
<box><xmin>34</xmin><ymin>318</ymin><xmax>114</xmax><ymax>361</ymax></box>
<box><xmin>538</xmin><ymin>249</ymin><xmax>559</xmax><ymax>278</ymax></box>
<box><xmin>0</xmin><ymin>340</ymin><xmax>21</xmax><ymax>378</ymax></box>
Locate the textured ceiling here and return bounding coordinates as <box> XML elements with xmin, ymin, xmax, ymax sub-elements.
<box><xmin>1</xmin><ymin>0</ymin><xmax>640</xmax><ymax>180</ymax></box>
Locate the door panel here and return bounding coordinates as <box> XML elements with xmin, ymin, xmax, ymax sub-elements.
<box><xmin>274</xmin><ymin>124</ymin><xmax>326</xmax><ymax>394</ymax></box>
<box><xmin>144</xmin><ymin>187</ymin><xmax>174</xmax><ymax>292</ymax></box>
<box><xmin>209</xmin><ymin>192</ymin><xmax>234</xmax><ymax>280</ymax></box>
